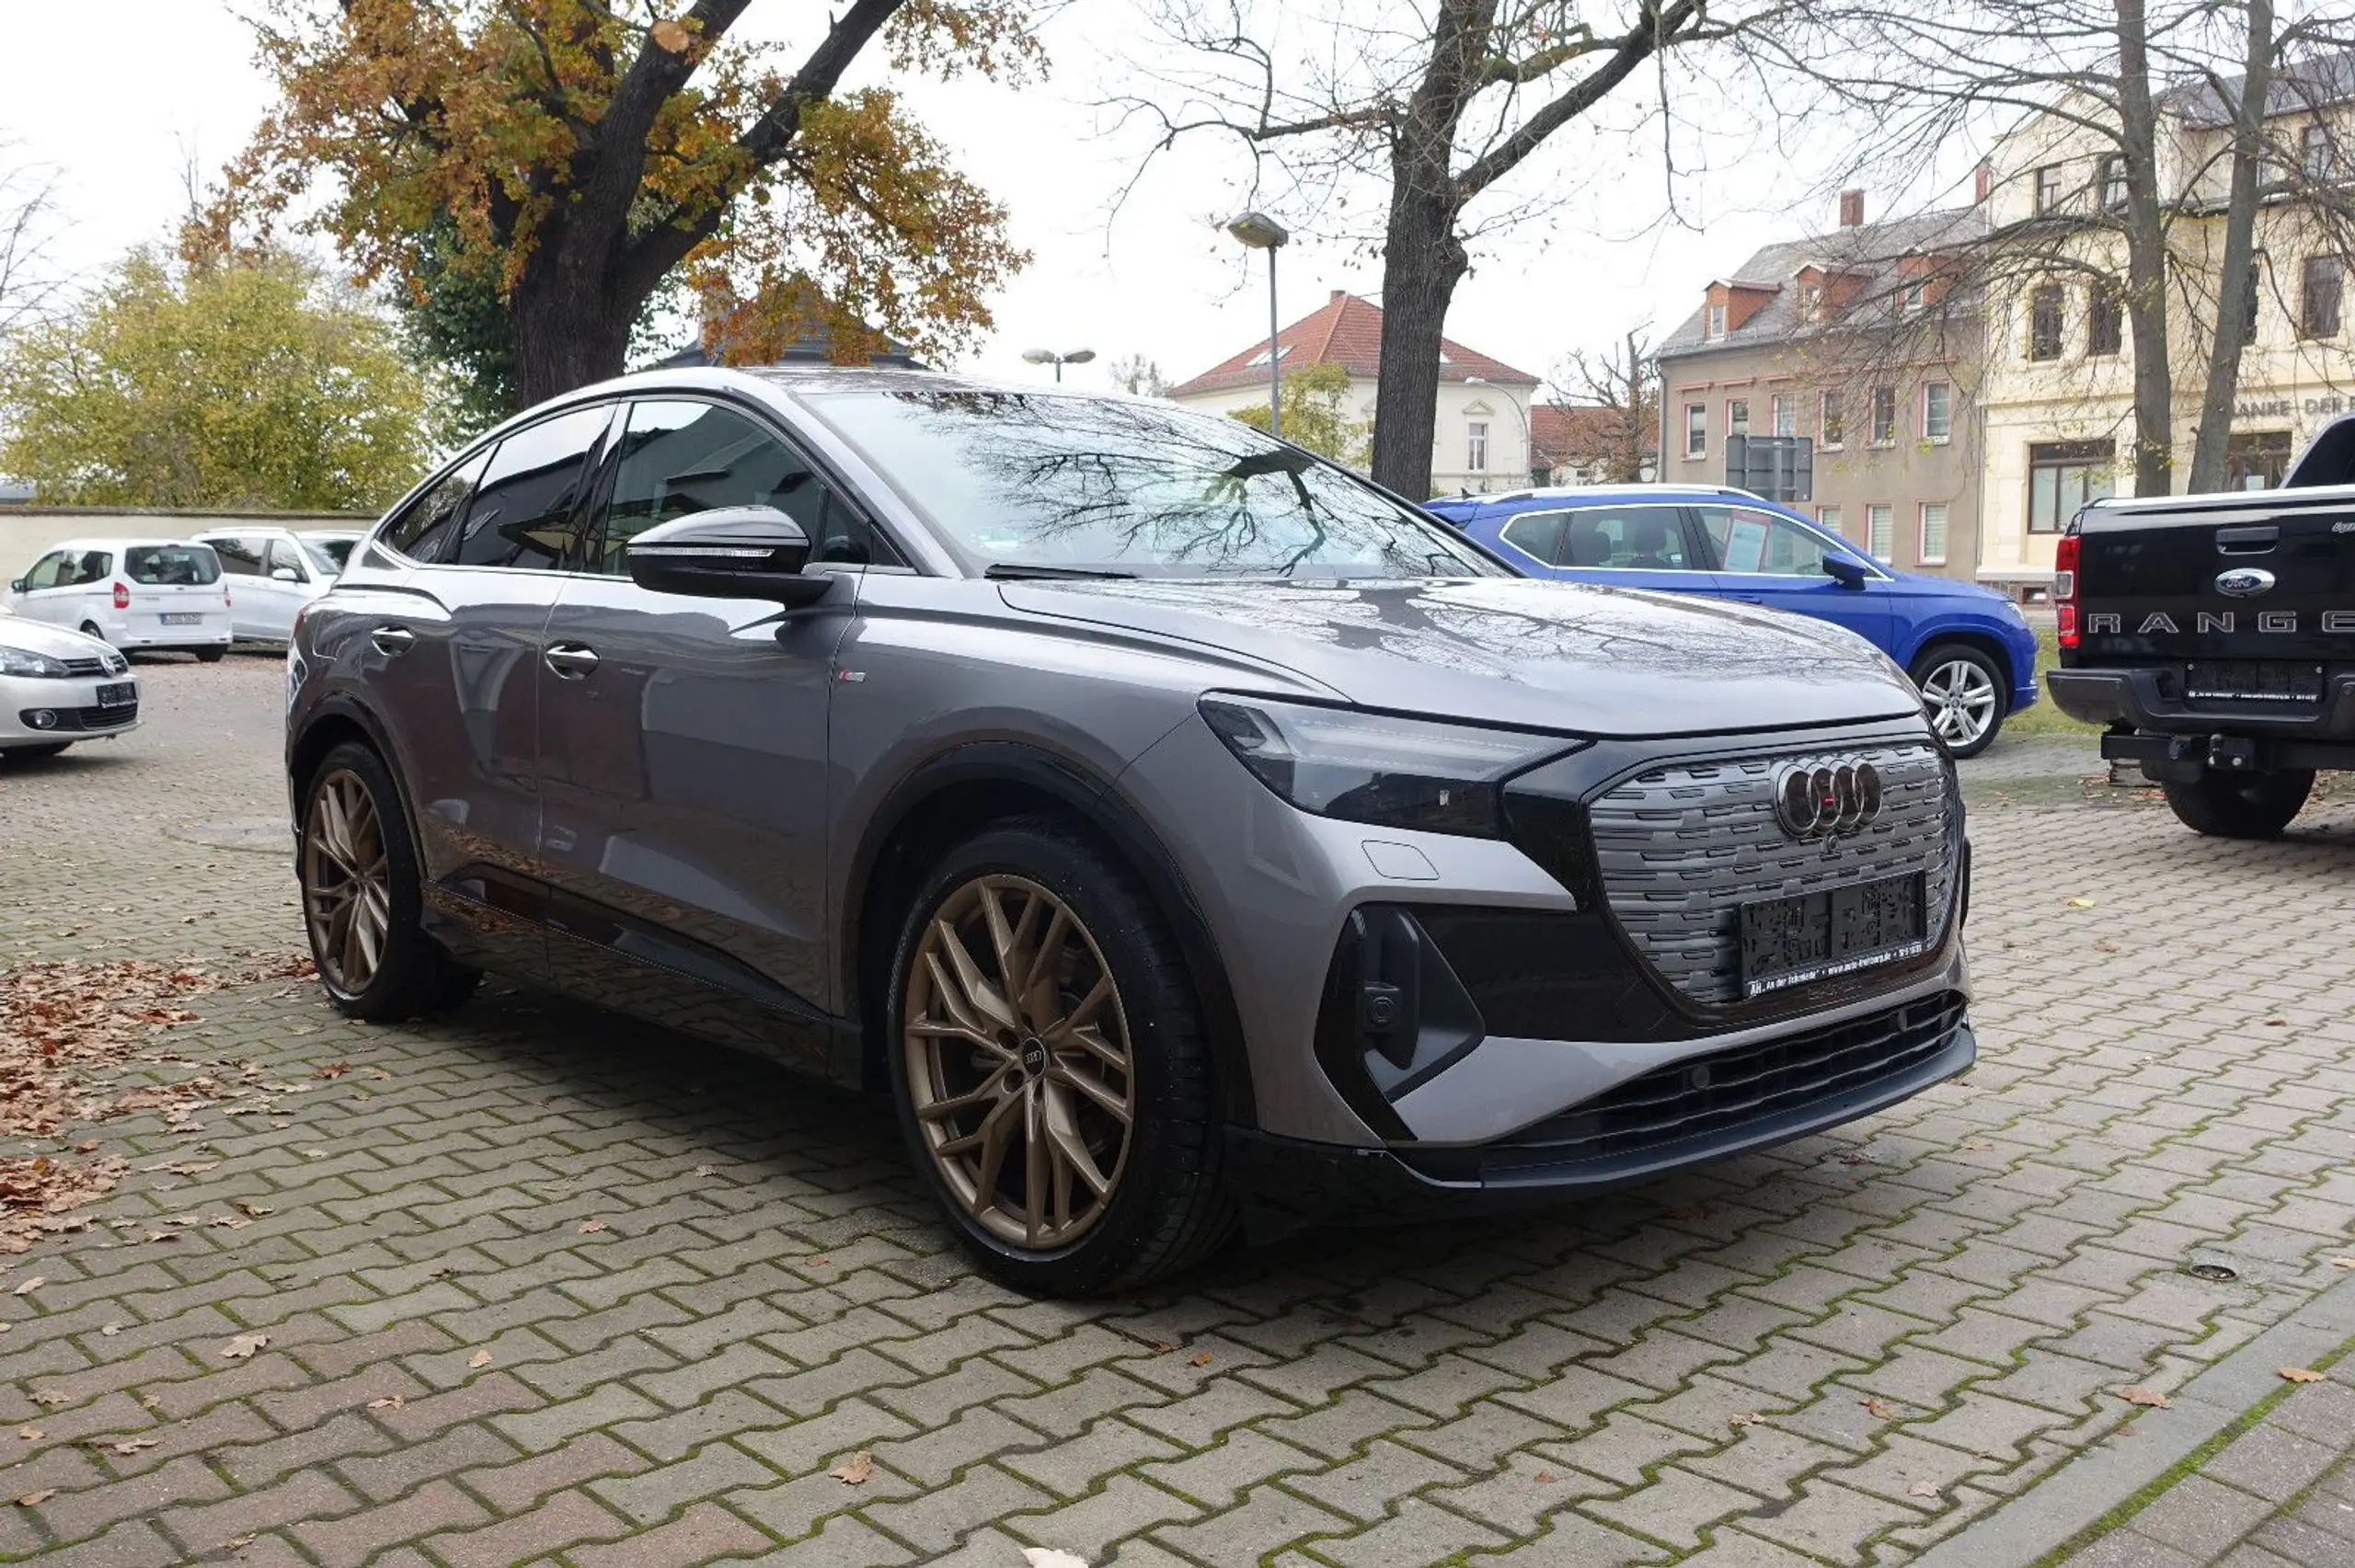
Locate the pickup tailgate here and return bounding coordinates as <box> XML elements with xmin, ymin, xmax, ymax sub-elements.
<box><xmin>2076</xmin><ymin>491</ymin><xmax>2355</xmax><ymax>678</ymax></box>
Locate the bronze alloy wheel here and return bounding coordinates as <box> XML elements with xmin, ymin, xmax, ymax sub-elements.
<box><xmin>303</xmin><ymin>767</ymin><xmax>394</xmax><ymax>995</ymax></box>
<box><xmin>902</xmin><ymin>875</ymin><xmax>1138</xmax><ymax>1250</ymax></box>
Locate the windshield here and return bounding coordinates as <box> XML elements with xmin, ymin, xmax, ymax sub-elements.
<box><xmin>300</xmin><ymin>534</ymin><xmax>355</xmax><ymax>576</ymax></box>
<box><xmin>803</xmin><ymin>388</ymin><xmax>1503</xmax><ymax>580</ymax></box>
<box><xmin>123</xmin><ymin>544</ymin><xmax>221</xmax><ymax>586</ymax></box>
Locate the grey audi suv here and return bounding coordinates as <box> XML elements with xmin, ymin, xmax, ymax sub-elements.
<box><xmin>284</xmin><ymin>366</ymin><xmax>1974</xmax><ymax>1296</ymax></box>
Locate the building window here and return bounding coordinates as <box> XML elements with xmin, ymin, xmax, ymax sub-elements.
<box><xmin>2226</xmin><ymin>431</ymin><xmax>2293</xmax><ymax>490</ymax></box>
<box><xmin>2029</xmin><ymin>283</ymin><xmax>2064</xmax><ymax>360</ymax></box>
<box><xmin>1867</xmin><ymin>503</ymin><xmax>1893</xmax><ymax>561</ymax></box>
<box><xmin>1869</xmin><ymin>386</ymin><xmax>1898</xmax><ymax>445</ymax></box>
<box><xmin>1467</xmin><ymin>421</ymin><xmax>1489</xmax><ymax>472</ymax></box>
<box><xmin>1901</xmin><ymin>280</ymin><xmax>1926</xmax><ymax>314</ymax></box>
<box><xmin>2098</xmin><ymin>154</ymin><xmax>2128</xmax><ymax>210</ymax></box>
<box><xmin>1771</xmin><ymin>394</ymin><xmax>1796</xmax><ymax>437</ymax></box>
<box><xmin>1684</xmin><ymin>403</ymin><xmax>1707</xmax><ymax>458</ymax></box>
<box><xmin>1797</xmin><ymin>282</ymin><xmax>1822</xmax><ymax>323</ymax></box>
<box><xmin>2302</xmin><ymin>255</ymin><xmax>2344</xmax><ymax>338</ymax></box>
<box><xmin>1818</xmin><ymin>505</ymin><xmax>1843</xmax><ymax>540</ymax></box>
<box><xmin>2304</xmin><ymin>123</ymin><xmax>2335</xmax><ymax>180</ymax></box>
<box><xmin>1728</xmin><ymin>397</ymin><xmax>1751</xmax><ymax>437</ymax></box>
<box><xmin>2088</xmin><ymin>282</ymin><xmax>2123</xmax><ymax>356</ymax></box>
<box><xmin>1706</xmin><ymin>302</ymin><xmax>1728</xmax><ymax>338</ymax></box>
<box><xmin>1819</xmin><ymin>390</ymin><xmax>1845</xmax><ymax>448</ymax></box>
<box><xmin>1922</xmin><ymin>382</ymin><xmax>1952</xmax><ymax>441</ymax></box>
<box><xmin>2028</xmin><ymin>440</ymin><xmax>2115</xmax><ymax>533</ymax></box>
<box><xmin>1919</xmin><ymin>502</ymin><xmax>1948</xmax><ymax>565</ymax></box>
<box><xmin>2034</xmin><ymin>164</ymin><xmax>2063</xmax><ymax>213</ymax></box>
<box><xmin>1246</xmin><ymin>344</ymin><xmax>1292</xmax><ymax>368</ymax></box>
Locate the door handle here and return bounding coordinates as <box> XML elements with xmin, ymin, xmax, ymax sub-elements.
<box><xmin>369</xmin><ymin>624</ymin><xmax>415</xmax><ymax>656</ymax></box>
<box><xmin>544</xmin><ymin>643</ymin><xmax>600</xmax><ymax>679</ymax></box>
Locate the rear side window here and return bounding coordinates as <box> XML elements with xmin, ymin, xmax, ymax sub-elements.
<box><xmin>124</xmin><ymin>545</ymin><xmax>221</xmax><ymax>586</ymax></box>
<box><xmin>209</xmin><ymin>536</ymin><xmax>266</xmax><ymax>577</ymax></box>
<box><xmin>1497</xmin><ymin>509</ymin><xmax>1569</xmax><ymax>566</ymax></box>
<box><xmin>452</xmin><ymin>406</ymin><xmax>613</xmax><ymax>569</ymax></box>
<box><xmin>1558</xmin><ymin>506</ymin><xmax>1694</xmax><ymax>569</ymax></box>
<box><xmin>383</xmin><ymin>449</ymin><xmax>491</xmax><ymax>562</ymax></box>
<box><xmin>592</xmin><ymin>399</ymin><xmax>887</xmax><ymax>574</ymax></box>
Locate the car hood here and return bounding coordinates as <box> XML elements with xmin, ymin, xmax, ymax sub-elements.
<box><xmin>0</xmin><ymin>615</ymin><xmax>119</xmax><ymax>662</ymax></box>
<box><xmin>998</xmin><ymin>576</ymin><xmax>1924</xmax><ymax>737</ymax></box>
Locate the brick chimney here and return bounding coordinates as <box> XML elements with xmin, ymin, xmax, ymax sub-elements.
<box><xmin>1329</xmin><ymin>289</ymin><xmax>1346</xmax><ymax>303</ymax></box>
<box><xmin>1973</xmin><ymin>162</ymin><xmax>1992</xmax><ymax>203</ymax></box>
<box><xmin>1838</xmin><ymin>189</ymin><xmax>1865</xmax><ymax>227</ymax></box>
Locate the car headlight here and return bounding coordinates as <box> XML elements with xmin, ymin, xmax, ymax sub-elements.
<box><xmin>1200</xmin><ymin>695</ymin><xmax>1578</xmax><ymax>838</ymax></box>
<box><xmin>0</xmin><ymin>647</ymin><xmax>71</xmax><ymax>678</ymax></box>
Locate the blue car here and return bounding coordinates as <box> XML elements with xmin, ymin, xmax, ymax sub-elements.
<box><xmin>1426</xmin><ymin>485</ymin><xmax>2039</xmax><ymax>757</ymax></box>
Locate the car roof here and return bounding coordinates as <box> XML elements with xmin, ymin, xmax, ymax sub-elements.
<box><xmin>1433</xmin><ymin>484</ymin><xmax>1785</xmax><ymax>511</ymax></box>
<box><xmin>40</xmin><ymin>537</ymin><xmax>217</xmax><ymax>551</ymax></box>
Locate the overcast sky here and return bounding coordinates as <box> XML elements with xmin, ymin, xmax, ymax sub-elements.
<box><xmin>1</xmin><ymin>1</ymin><xmax>1874</xmax><ymax>400</ymax></box>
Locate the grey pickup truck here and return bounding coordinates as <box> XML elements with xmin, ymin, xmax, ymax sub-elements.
<box><xmin>2047</xmin><ymin>413</ymin><xmax>2355</xmax><ymax>838</ymax></box>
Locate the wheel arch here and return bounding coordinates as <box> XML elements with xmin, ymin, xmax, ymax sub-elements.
<box><xmin>842</xmin><ymin>741</ymin><xmax>1257</xmax><ymax>1127</ymax></box>
<box><xmin>1905</xmin><ymin>626</ymin><xmax>2016</xmax><ymax>690</ymax></box>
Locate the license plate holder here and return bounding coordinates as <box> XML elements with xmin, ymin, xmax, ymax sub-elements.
<box><xmin>96</xmin><ymin>681</ymin><xmax>134</xmax><ymax>708</ymax></box>
<box><xmin>1739</xmin><ymin>872</ymin><xmax>1927</xmax><ymax>999</ymax></box>
<box><xmin>161</xmin><ymin>612</ymin><xmax>202</xmax><ymax>625</ymax></box>
<box><xmin>2184</xmin><ymin>661</ymin><xmax>2322</xmax><ymax>704</ymax></box>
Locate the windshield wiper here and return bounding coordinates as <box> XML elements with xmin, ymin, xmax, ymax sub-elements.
<box><xmin>982</xmin><ymin>563</ymin><xmax>1139</xmax><ymax>580</ymax></box>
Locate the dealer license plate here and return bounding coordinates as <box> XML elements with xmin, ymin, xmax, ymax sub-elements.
<box><xmin>96</xmin><ymin>682</ymin><xmax>134</xmax><ymax>708</ymax></box>
<box><xmin>1738</xmin><ymin>873</ymin><xmax>1927</xmax><ymax>999</ymax></box>
<box><xmin>162</xmin><ymin>612</ymin><xmax>202</xmax><ymax>625</ymax></box>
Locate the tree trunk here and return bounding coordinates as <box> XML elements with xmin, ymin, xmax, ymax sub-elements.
<box><xmin>509</xmin><ymin>239</ymin><xmax>637</xmax><ymax>409</ymax></box>
<box><xmin>2187</xmin><ymin>0</ymin><xmax>2273</xmax><ymax>492</ymax></box>
<box><xmin>2113</xmin><ymin>0</ymin><xmax>2175</xmax><ymax>497</ymax></box>
<box><xmin>1369</xmin><ymin>136</ymin><xmax>1469</xmax><ymax>498</ymax></box>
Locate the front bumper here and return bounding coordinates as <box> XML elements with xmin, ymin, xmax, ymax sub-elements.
<box><xmin>0</xmin><ymin>674</ymin><xmax>141</xmax><ymax>742</ymax></box>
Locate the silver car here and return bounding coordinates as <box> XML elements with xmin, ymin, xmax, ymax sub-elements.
<box><xmin>283</xmin><ymin>367</ymin><xmax>1974</xmax><ymax>1296</ymax></box>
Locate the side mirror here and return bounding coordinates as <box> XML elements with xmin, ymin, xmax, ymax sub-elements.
<box><xmin>1822</xmin><ymin>552</ymin><xmax>1870</xmax><ymax>589</ymax></box>
<box><xmin>6</xmin><ymin>579</ymin><xmax>21</xmax><ymax>594</ymax></box>
<box><xmin>625</xmin><ymin>507</ymin><xmax>833</xmax><ymax>607</ymax></box>
<box><xmin>270</xmin><ymin>567</ymin><xmax>302</xmax><ymax>583</ymax></box>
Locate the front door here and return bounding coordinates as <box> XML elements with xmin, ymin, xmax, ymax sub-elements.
<box><xmin>1697</xmin><ymin>504</ymin><xmax>1893</xmax><ymax>649</ymax></box>
<box><xmin>534</xmin><ymin>397</ymin><xmax>868</xmax><ymax>1060</ymax></box>
<box><xmin>1545</xmin><ymin>502</ymin><xmax>1726</xmax><ymax>596</ymax></box>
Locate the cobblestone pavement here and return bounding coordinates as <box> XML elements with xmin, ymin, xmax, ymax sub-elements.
<box><xmin>2</xmin><ymin>656</ymin><xmax>2352</xmax><ymax>1568</ymax></box>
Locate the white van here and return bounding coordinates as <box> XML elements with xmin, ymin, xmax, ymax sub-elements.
<box><xmin>6</xmin><ymin>539</ymin><xmax>236</xmax><ymax>659</ymax></box>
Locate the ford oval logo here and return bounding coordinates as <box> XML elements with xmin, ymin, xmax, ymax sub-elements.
<box><xmin>2215</xmin><ymin>567</ymin><xmax>2276</xmax><ymax>598</ymax></box>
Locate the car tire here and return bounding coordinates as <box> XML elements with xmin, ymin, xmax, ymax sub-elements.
<box><xmin>297</xmin><ymin>740</ymin><xmax>480</xmax><ymax>1022</ymax></box>
<box><xmin>885</xmin><ymin>817</ymin><xmax>1235</xmax><ymax>1296</ymax></box>
<box><xmin>78</xmin><ymin>621</ymin><xmax>109</xmax><ymax>646</ymax></box>
<box><xmin>1913</xmin><ymin>643</ymin><xmax>2007</xmax><ymax>760</ymax></box>
<box><xmin>193</xmin><ymin>647</ymin><xmax>227</xmax><ymax>664</ymax></box>
<box><xmin>1</xmin><ymin>741</ymin><xmax>72</xmax><ymax>761</ymax></box>
<box><xmin>2161</xmin><ymin>767</ymin><xmax>2314</xmax><ymax>840</ymax></box>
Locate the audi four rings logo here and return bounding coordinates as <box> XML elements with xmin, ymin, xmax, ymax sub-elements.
<box><xmin>1774</xmin><ymin>759</ymin><xmax>1885</xmax><ymax>839</ymax></box>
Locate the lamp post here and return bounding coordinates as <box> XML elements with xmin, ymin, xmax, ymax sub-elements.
<box><xmin>1020</xmin><ymin>347</ymin><xmax>1096</xmax><ymax>383</ymax></box>
<box><xmin>1224</xmin><ymin>211</ymin><xmax>1289</xmax><ymax>438</ymax></box>
<box><xmin>1465</xmin><ymin>376</ymin><xmax>1533</xmax><ymax>485</ymax></box>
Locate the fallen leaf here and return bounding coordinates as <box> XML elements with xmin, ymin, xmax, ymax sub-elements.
<box><xmin>1861</xmin><ymin>1396</ymin><xmax>1901</xmax><ymax>1420</ymax></box>
<box><xmin>467</xmin><ymin>1349</ymin><xmax>492</xmax><ymax>1369</ymax></box>
<box><xmin>831</xmin><ymin>1449</ymin><xmax>874</xmax><ymax>1485</ymax></box>
<box><xmin>2264</xmin><ymin>1017</ymin><xmax>2287</xmax><ymax>1027</ymax></box>
<box><xmin>1534</xmin><ymin>1468</ymin><xmax>1559</xmax><ymax>1482</ymax></box>
<box><xmin>1960</xmin><ymin>1138</ymin><xmax>1996</xmax><ymax>1152</ymax></box>
<box><xmin>1189</xmin><ymin>1352</ymin><xmax>1212</xmax><ymax>1368</ymax></box>
<box><xmin>579</xmin><ymin>1219</ymin><xmax>607</xmax><ymax>1234</ymax></box>
<box><xmin>1019</xmin><ymin>1551</ymin><xmax>1092</xmax><ymax>1568</ymax></box>
<box><xmin>232</xmin><ymin>1202</ymin><xmax>272</xmax><ymax>1219</ymax></box>
<box><xmin>314</xmin><ymin>1061</ymin><xmax>350</xmax><ymax>1079</ymax></box>
<box><xmin>75</xmin><ymin>1141</ymin><xmax>98</xmax><ymax>1153</ymax></box>
<box><xmin>1908</xmin><ymin>1479</ymin><xmax>1940</xmax><ymax>1498</ymax></box>
<box><xmin>14</xmin><ymin>1491</ymin><xmax>53</xmax><ymax>1507</ymax></box>
<box><xmin>1839</xmin><ymin>1149</ymin><xmax>1875</xmax><ymax>1166</ymax></box>
<box><xmin>366</xmin><ymin>1396</ymin><xmax>404</xmax><ymax>1410</ymax></box>
<box><xmin>2120</xmin><ymin>1388</ymin><xmax>2169</xmax><ymax>1409</ymax></box>
<box><xmin>1148</xmin><ymin>1341</ymin><xmax>1178</xmax><ymax>1356</ymax></box>
<box><xmin>2063</xmin><ymin>897</ymin><xmax>2096</xmax><ymax>908</ymax></box>
<box><xmin>2332</xmin><ymin>1258</ymin><xmax>2355</xmax><ymax>1270</ymax></box>
<box><xmin>112</xmin><ymin>1437</ymin><xmax>157</xmax><ymax>1455</ymax></box>
<box><xmin>694</xmin><ymin>1163</ymin><xmax>713</xmax><ymax>1177</ymax></box>
<box><xmin>650</xmin><ymin>17</ymin><xmax>692</xmax><ymax>52</ymax></box>
<box><xmin>219</xmin><ymin>1333</ymin><xmax>268</xmax><ymax>1360</ymax></box>
<box><xmin>16</xmin><ymin>1427</ymin><xmax>39</xmax><ymax>1441</ymax></box>
<box><xmin>12</xmin><ymin>1277</ymin><xmax>42</xmax><ymax>1296</ymax></box>
<box><xmin>302</xmin><ymin>1150</ymin><xmax>326</xmax><ymax>1161</ymax></box>
<box><xmin>1729</xmin><ymin>1412</ymin><xmax>1766</xmax><ymax>1428</ymax></box>
<box><xmin>2279</xmin><ymin>1367</ymin><xmax>2326</xmax><ymax>1383</ymax></box>
<box><xmin>99</xmin><ymin>1323</ymin><xmax>121</xmax><ymax>1337</ymax></box>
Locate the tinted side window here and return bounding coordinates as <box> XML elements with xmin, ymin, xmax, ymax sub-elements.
<box><xmin>1698</xmin><ymin>506</ymin><xmax>1832</xmax><ymax>577</ymax></box>
<box><xmin>65</xmin><ymin>551</ymin><xmax>113</xmax><ymax>586</ymax></box>
<box><xmin>1497</xmin><ymin>509</ymin><xmax>1569</xmax><ymax>566</ymax></box>
<box><xmin>210</xmin><ymin>536</ymin><xmax>266</xmax><ymax>577</ymax></box>
<box><xmin>25</xmin><ymin>552</ymin><xmax>68</xmax><ymax>589</ymax></box>
<box><xmin>594</xmin><ymin>399</ymin><xmax>882</xmax><ymax>575</ymax></box>
<box><xmin>383</xmin><ymin>449</ymin><xmax>491</xmax><ymax>562</ymax></box>
<box><xmin>124</xmin><ymin>545</ymin><xmax>222</xmax><ymax>585</ymax></box>
<box><xmin>1559</xmin><ymin>506</ymin><xmax>1694</xmax><ymax>569</ymax></box>
<box><xmin>453</xmin><ymin>406</ymin><xmax>612</xmax><ymax>569</ymax></box>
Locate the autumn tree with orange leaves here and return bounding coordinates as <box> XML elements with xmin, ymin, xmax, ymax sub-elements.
<box><xmin>217</xmin><ymin>0</ymin><xmax>1039</xmax><ymax>413</ymax></box>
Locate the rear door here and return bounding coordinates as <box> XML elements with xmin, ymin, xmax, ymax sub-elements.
<box><xmin>121</xmin><ymin>544</ymin><xmax>231</xmax><ymax>643</ymax></box>
<box><xmin>198</xmin><ymin>534</ymin><xmax>272</xmax><ymax>639</ymax></box>
<box><xmin>1548</xmin><ymin>502</ymin><xmax>1726</xmax><ymax>595</ymax></box>
<box><xmin>1698</xmin><ymin>503</ymin><xmax>1894</xmax><ymax>650</ymax></box>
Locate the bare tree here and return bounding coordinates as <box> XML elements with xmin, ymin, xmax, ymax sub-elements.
<box><xmin>1545</xmin><ymin>327</ymin><xmax>1659</xmax><ymax>481</ymax></box>
<box><xmin>1784</xmin><ymin>0</ymin><xmax>2355</xmax><ymax>496</ymax></box>
<box><xmin>1108</xmin><ymin>352</ymin><xmax>1170</xmax><ymax>396</ymax></box>
<box><xmin>1112</xmin><ymin>0</ymin><xmax>1779</xmax><ymax>498</ymax></box>
<box><xmin>0</xmin><ymin>149</ymin><xmax>64</xmax><ymax>342</ymax></box>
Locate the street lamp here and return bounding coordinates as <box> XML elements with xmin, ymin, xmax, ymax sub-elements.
<box><xmin>1225</xmin><ymin>211</ymin><xmax>1289</xmax><ymax>438</ymax></box>
<box><xmin>1020</xmin><ymin>347</ymin><xmax>1096</xmax><ymax>383</ymax></box>
<box><xmin>1465</xmin><ymin>376</ymin><xmax>1533</xmax><ymax>485</ymax></box>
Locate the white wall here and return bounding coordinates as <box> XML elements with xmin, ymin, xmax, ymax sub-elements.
<box><xmin>1170</xmin><ymin>374</ymin><xmax>1534</xmax><ymax>496</ymax></box>
<box><xmin>0</xmin><ymin>509</ymin><xmax>373</xmax><ymax>580</ymax></box>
